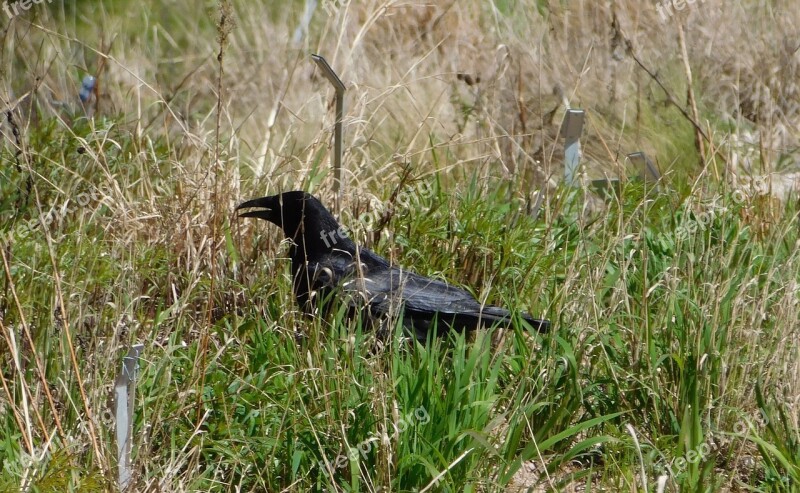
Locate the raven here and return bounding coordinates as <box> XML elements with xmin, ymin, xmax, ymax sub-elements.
<box><xmin>237</xmin><ymin>191</ymin><xmax>550</xmax><ymax>341</ymax></box>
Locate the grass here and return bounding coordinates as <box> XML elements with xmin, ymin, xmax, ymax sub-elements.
<box><xmin>2</xmin><ymin>0</ymin><xmax>800</xmax><ymax>491</ymax></box>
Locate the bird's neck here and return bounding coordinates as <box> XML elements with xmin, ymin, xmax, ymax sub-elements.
<box><xmin>288</xmin><ymin>219</ymin><xmax>357</xmax><ymax>265</ymax></box>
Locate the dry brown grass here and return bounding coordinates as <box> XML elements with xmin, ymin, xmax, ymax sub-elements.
<box><xmin>6</xmin><ymin>1</ymin><xmax>800</xmax><ymax>202</ymax></box>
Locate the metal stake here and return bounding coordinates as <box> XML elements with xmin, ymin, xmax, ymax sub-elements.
<box><xmin>311</xmin><ymin>54</ymin><xmax>346</xmax><ymax>204</ymax></box>
<box><xmin>626</xmin><ymin>151</ymin><xmax>661</xmax><ymax>184</ymax></box>
<box><xmin>560</xmin><ymin>109</ymin><xmax>585</xmax><ymax>187</ymax></box>
<box><xmin>115</xmin><ymin>343</ymin><xmax>144</xmax><ymax>491</ymax></box>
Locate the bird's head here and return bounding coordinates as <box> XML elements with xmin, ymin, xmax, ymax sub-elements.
<box><xmin>236</xmin><ymin>191</ymin><xmax>352</xmax><ymax>256</ymax></box>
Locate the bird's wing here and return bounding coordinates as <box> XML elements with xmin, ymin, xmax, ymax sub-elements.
<box><xmin>307</xmin><ymin>247</ymin><xmax>549</xmax><ymax>333</ymax></box>
<box><xmin>358</xmin><ymin>268</ymin><xmax>482</xmax><ymax>313</ymax></box>
<box><xmin>307</xmin><ymin>248</ymin><xmax>476</xmax><ymax>309</ymax></box>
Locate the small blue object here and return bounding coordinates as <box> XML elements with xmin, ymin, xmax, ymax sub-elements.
<box><xmin>79</xmin><ymin>75</ymin><xmax>96</xmax><ymax>102</ymax></box>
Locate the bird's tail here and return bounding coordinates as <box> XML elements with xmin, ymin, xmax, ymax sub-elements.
<box><xmin>520</xmin><ymin>314</ymin><xmax>551</xmax><ymax>333</ymax></box>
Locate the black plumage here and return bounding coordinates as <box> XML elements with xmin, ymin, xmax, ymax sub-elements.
<box><xmin>237</xmin><ymin>191</ymin><xmax>550</xmax><ymax>341</ymax></box>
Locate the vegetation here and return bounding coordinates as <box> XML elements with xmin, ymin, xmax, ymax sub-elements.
<box><xmin>1</xmin><ymin>0</ymin><xmax>798</xmax><ymax>491</ymax></box>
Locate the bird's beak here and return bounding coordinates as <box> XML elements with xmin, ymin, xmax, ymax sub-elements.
<box><xmin>236</xmin><ymin>196</ymin><xmax>276</xmax><ymax>221</ymax></box>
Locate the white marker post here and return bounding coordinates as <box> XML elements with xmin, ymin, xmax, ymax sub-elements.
<box><xmin>626</xmin><ymin>151</ymin><xmax>661</xmax><ymax>185</ymax></box>
<box><xmin>115</xmin><ymin>343</ymin><xmax>144</xmax><ymax>491</ymax></box>
<box><xmin>311</xmin><ymin>54</ymin><xmax>346</xmax><ymax>206</ymax></box>
<box><xmin>560</xmin><ymin>109</ymin><xmax>585</xmax><ymax>187</ymax></box>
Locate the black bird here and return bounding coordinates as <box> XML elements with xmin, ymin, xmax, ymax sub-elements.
<box><xmin>237</xmin><ymin>191</ymin><xmax>550</xmax><ymax>341</ymax></box>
